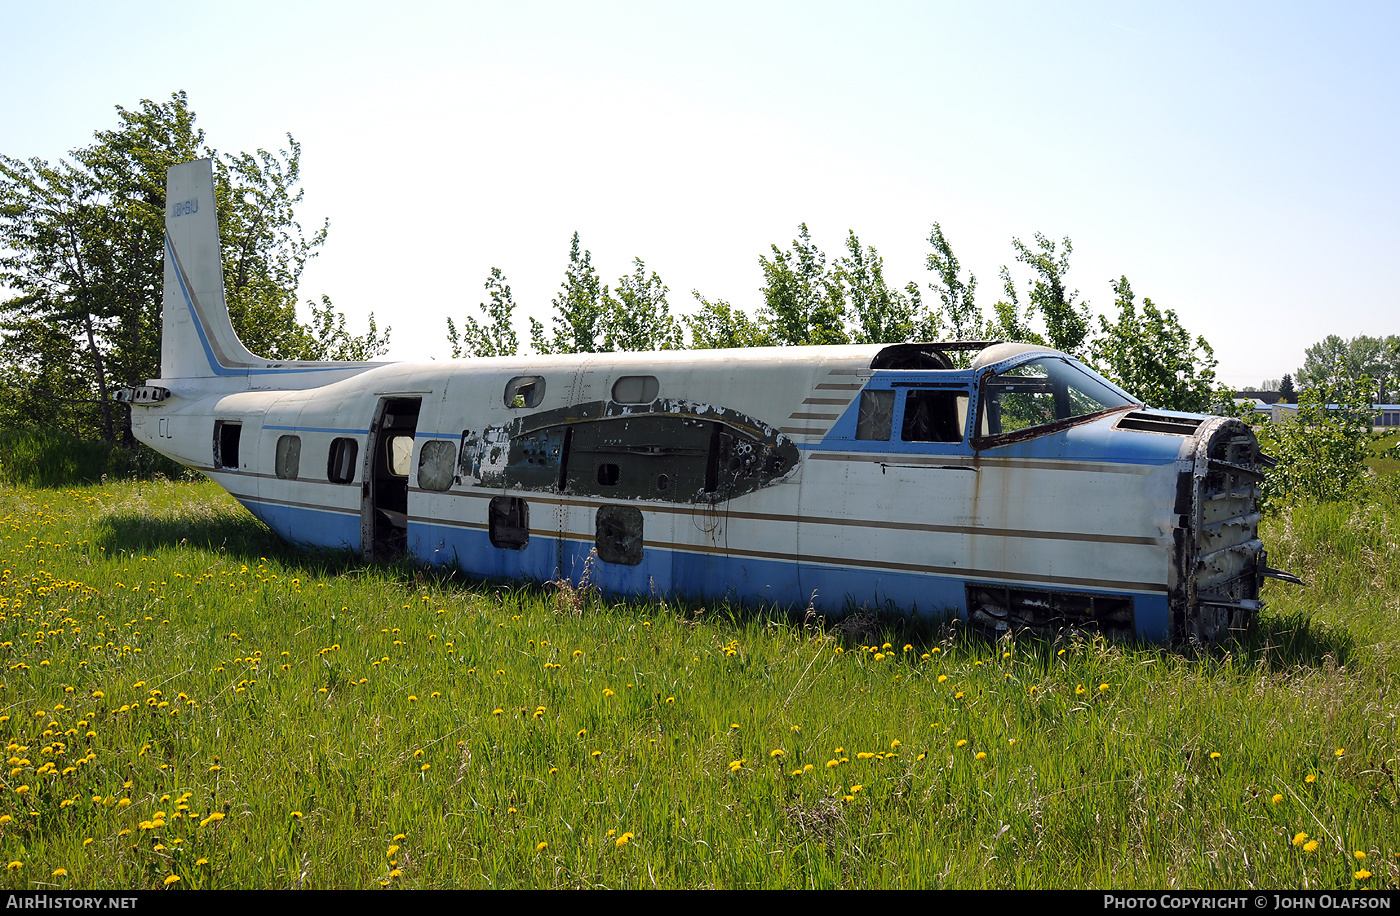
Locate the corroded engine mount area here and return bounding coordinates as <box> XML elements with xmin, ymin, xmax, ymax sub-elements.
<box><xmin>1172</xmin><ymin>416</ymin><xmax>1268</xmax><ymax>645</ymax></box>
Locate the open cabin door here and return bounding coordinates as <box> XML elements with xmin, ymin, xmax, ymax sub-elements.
<box><xmin>364</xmin><ymin>397</ymin><xmax>421</xmax><ymax>560</ymax></box>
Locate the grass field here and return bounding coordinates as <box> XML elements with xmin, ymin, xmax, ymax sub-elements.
<box><xmin>0</xmin><ymin>476</ymin><xmax>1395</xmax><ymax>889</ymax></box>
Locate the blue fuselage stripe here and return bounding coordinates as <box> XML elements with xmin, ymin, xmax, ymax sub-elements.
<box><xmin>233</xmin><ymin>497</ymin><xmax>1170</xmax><ymax>641</ymax></box>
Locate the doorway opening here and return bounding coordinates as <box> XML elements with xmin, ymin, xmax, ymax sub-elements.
<box><xmin>365</xmin><ymin>397</ymin><xmax>421</xmax><ymax>559</ymax></box>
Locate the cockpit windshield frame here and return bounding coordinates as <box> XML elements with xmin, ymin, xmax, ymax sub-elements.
<box><xmin>971</xmin><ymin>353</ymin><xmax>1142</xmax><ymax>449</ymax></box>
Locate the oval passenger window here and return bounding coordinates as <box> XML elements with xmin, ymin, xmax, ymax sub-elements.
<box><xmin>504</xmin><ymin>376</ymin><xmax>546</xmax><ymax>408</ymax></box>
<box><xmin>611</xmin><ymin>375</ymin><xmax>659</xmax><ymax>404</ymax></box>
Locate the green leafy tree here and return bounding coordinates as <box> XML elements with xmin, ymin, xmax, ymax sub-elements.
<box><xmin>302</xmin><ymin>295</ymin><xmax>391</xmax><ymax>361</ymax></box>
<box><xmin>218</xmin><ymin>139</ymin><xmax>336</xmax><ymax>359</ymax></box>
<box><xmin>1253</xmin><ymin>379</ymin><xmax>1373</xmax><ymax>507</ymax></box>
<box><xmin>924</xmin><ymin>222</ymin><xmax>982</xmax><ymax>342</ymax></box>
<box><xmin>603</xmin><ymin>258</ymin><xmax>683</xmax><ymax>351</ymax></box>
<box><xmin>1278</xmin><ymin>373</ymin><xmax>1295</xmax><ymax>404</ymax></box>
<box><xmin>447</xmin><ymin>267</ymin><xmax>519</xmax><ymax>358</ymax></box>
<box><xmin>757</xmin><ymin>224</ymin><xmax>848</xmax><ymax>346</ymax></box>
<box><xmin>1090</xmin><ymin>276</ymin><xmax>1217</xmax><ymax>412</ymax></box>
<box><xmin>1009</xmin><ymin>233</ymin><xmax>1091</xmax><ymax>356</ymax></box>
<box><xmin>0</xmin><ymin>153</ymin><xmax>125</xmax><ymax>440</ymax></box>
<box><xmin>988</xmin><ymin>265</ymin><xmax>1042</xmax><ymax>345</ymax></box>
<box><xmin>685</xmin><ymin>293</ymin><xmax>771</xmax><ymax>349</ymax></box>
<box><xmin>0</xmin><ymin>92</ymin><xmax>386</xmax><ymax>442</ymax></box>
<box><xmin>834</xmin><ymin>231</ymin><xmax>926</xmax><ymax>344</ymax></box>
<box><xmin>530</xmin><ymin>232</ymin><xmax>607</xmax><ymax>354</ymax></box>
<box><xmin>1298</xmin><ymin>334</ymin><xmax>1400</xmax><ymax>404</ymax></box>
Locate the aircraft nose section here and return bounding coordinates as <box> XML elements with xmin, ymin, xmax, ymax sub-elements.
<box><xmin>1173</xmin><ymin>416</ymin><xmax>1269</xmax><ymax>644</ymax></box>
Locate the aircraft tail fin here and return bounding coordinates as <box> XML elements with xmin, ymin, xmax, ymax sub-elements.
<box><xmin>161</xmin><ymin>159</ymin><xmax>262</xmax><ymax>379</ymax></box>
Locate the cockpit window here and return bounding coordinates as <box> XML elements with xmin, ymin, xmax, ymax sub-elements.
<box><xmin>977</xmin><ymin>358</ymin><xmax>1138</xmax><ymax>441</ymax></box>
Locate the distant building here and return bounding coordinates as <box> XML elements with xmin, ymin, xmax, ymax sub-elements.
<box><xmin>1238</xmin><ymin>390</ymin><xmax>1288</xmax><ymax>405</ymax></box>
<box><xmin>1268</xmin><ymin>403</ymin><xmax>1400</xmax><ymax>427</ymax></box>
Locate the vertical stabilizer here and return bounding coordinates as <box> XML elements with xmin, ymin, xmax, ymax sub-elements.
<box><xmin>162</xmin><ymin>159</ymin><xmax>260</xmax><ymax>378</ymax></box>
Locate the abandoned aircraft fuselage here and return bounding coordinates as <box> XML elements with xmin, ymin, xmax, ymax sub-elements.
<box><xmin>126</xmin><ymin>160</ymin><xmax>1271</xmax><ymax>644</ymax></box>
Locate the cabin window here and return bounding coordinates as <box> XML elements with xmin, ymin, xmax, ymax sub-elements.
<box><xmin>275</xmin><ymin>435</ymin><xmax>301</xmax><ymax>480</ymax></box>
<box><xmin>214</xmin><ymin>421</ymin><xmax>241</xmax><ymax>469</ymax></box>
<box><xmin>978</xmin><ymin>358</ymin><xmax>1136</xmax><ymax>439</ymax></box>
<box><xmin>612</xmin><ymin>375</ymin><xmax>659</xmax><ymax>404</ymax></box>
<box><xmin>901</xmin><ymin>391</ymin><xmax>968</xmax><ymax>443</ymax></box>
<box><xmin>328</xmin><ymin>437</ymin><xmax>359</xmax><ymax>484</ymax></box>
<box><xmin>855</xmin><ymin>390</ymin><xmax>894</xmax><ymax>440</ymax></box>
<box><xmin>489</xmin><ymin>497</ymin><xmax>529</xmax><ymax>550</ymax></box>
<box><xmin>417</xmin><ymin>440</ymin><xmax>456</xmax><ymax>491</ymax></box>
<box><xmin>387</xmin><ymin>435</ymin><xmax>414</xmax><ymax>477</ymax></box>
<box><xmin>596</xmin><ymin>463</ymin><xmax>620</xmax><ymax>486</ymax></box>
<box><xmin>504</xmin><ymin>376</ymin><xmax>546</xmax><ymax>408</ymax></box>
<box><xmin>596</xmin><ymin>505</ymin><xmax>643</xmax><ymax>565</ymax></box>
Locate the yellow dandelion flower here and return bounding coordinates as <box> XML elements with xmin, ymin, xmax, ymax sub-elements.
<box><xmin>1305</xmin><ymin>774</ymin><xmax>1316</xmax><ymax>784</ymax></box>
<box><xmin>976</xmin><ymin>752</ymin><xmax>987</xmax><ymax>761</ymax></box>
<box><xmin>548</xmin><ymin>767</ymin><xmax>558</xmax><ymax>775</ymax></box>
<box><xmin>770</xmin><ymin>749</ymin><xmax>785</xmax><ymax>758</ymax></box>
<box><xmin>590</xmin><ymin>750</ymin><xmax>601</xmax><ymax>759</ymax></box>
<box><xmin>616</xmin><ymin>832</ymin><xmax>634</xmax><ymax>847</ymax></box>
<box><xmin>199</xmin><ymin>813</ymin><xmax>224</xmax><ymax>828</ymax></box>
<box><xmin>407</xmin><ymin>695</ymin><xmax>418</xmax><ymax>703</ymax></box>
<box><xmin>1355</xmin><ymin>869</ymin><xmax>1372</xmax><ymax>881</ymax></box>
<box><xmin>577</xmin><ymin>729</ymin><xmax>586</xmax><ymax>739</ymax></box>
<box><xmin>6</xmin><ymin>862</ymin><xmax>19</xmax><ymax>870</ymax></box>
<box><xmin>388</xmin><ymin>869</ymin><xmax>402</xmax><ymax>878</ymax></box>
<box><xmin>536</xmin><ymin>842</ymin><xmax>548</xmax><ymax>852</ymax></box>
<box><xmin>825</xmin><ymin>759</ymin><xmax>839</xmax><ymax>768</ymax></box>
<box><xmin>954</xmin><ymin>691</ymin><xmax>964</xmax><ymax>700</ymax></box>
<box><xmin>394</xmin><ymin>834</ymin><xmax>406</xmax><ymax>841</ymax></box>
<box><xmin>1076</xmin><ymin>684</ymin><xmax>1087</xmax><ymax>696</ymax></box>
<box><xmin>493</xmin><ymin>708</ymin><xmax>503</xmax><ymax>716</ymax></box>
<box><xmin>1304</xmin><ymin>840</ymin><xmax>1319</xmax><ymax>853</ymax></box>
<box><xmin>1335</xmin><ymin>748</ymin><xmax>1345</xmax><ymax>758</ymax></box>
<box><xmin>0</xmin><ymin>815</ymin><xmax>9</xmax><ymax>825</ymax></box>
<box><xmin>1271</xmin><ymin>794</ymin><xmax>1283</xmax><ymax>806</ymax></box>
<box><xmin>196</xmin><ymin>858</ymin><xmax>208</xmax><ymax>866</ymax></box>
<box><xmin>956</xmin><ymin>739</ymin><xmax>967</xmax><ymax>748</ymax></box>
<box><xmin>52</xmin><ymin>868</ymin><xmax>67</xmax><ymax>877</ymax></box>
<box><xmin>842</xmin><ymin>795</ymin><xmax>854</xmax><ymax>803</ymax></box>
<box><xmin>665</xmin><ymin>696</ymin><xmax>675</xmax><ymax>704</ymax></box>
<box><xmin>420</xmin><ymin>764</ymin><xmax>430</xmax><ymax>772</ymax></box>
<box><xmin>387</xmin><ymin>845</ymin><xmax>400</xmax><ymax>857</ymax></box>
<box><xmin>603</xmin><ymin>688</ymin><xmax>614</xmax><ymax>697</ymax></box>
<box><xmin>1292</xmin><ymin>832</ymin><xmax>1309</xmax><ymax>847</ymax></box>
<box><xmin>1210</xmin><ymin>752</ymin><xmax>1221</xmax><ymax>760</ymax></box>
<box><xmin>729</xmin><ymin>759</ymin><xmax>744</xmax><ymax>772</ymax></box>
<box><xmin>1354</xmin><ymin>851</ymin><xmax>1367</xmax><ymax>861</ymax></box>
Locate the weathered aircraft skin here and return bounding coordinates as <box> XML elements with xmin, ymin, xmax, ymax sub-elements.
<box><xmin>125</xmin><ymin>160</ymin><xmax>1279</xmax><ymax>644</ymax></box>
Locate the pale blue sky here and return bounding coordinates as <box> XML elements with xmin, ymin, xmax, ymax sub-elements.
<box><xmin>5</xmin><ymin>1</ymin><xmax>1398</xmax><ymax>387</ymax></box>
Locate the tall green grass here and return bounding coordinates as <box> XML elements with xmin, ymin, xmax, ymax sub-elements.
<box><xmin>0</xmin><ymin>478</ymin><xmax>1393</xmax><ymax>889</ymax></box>
<box><xmin>0</xmin><ymin>430</ymin><xmax>188</xmax><ymax>489</ymax></box>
